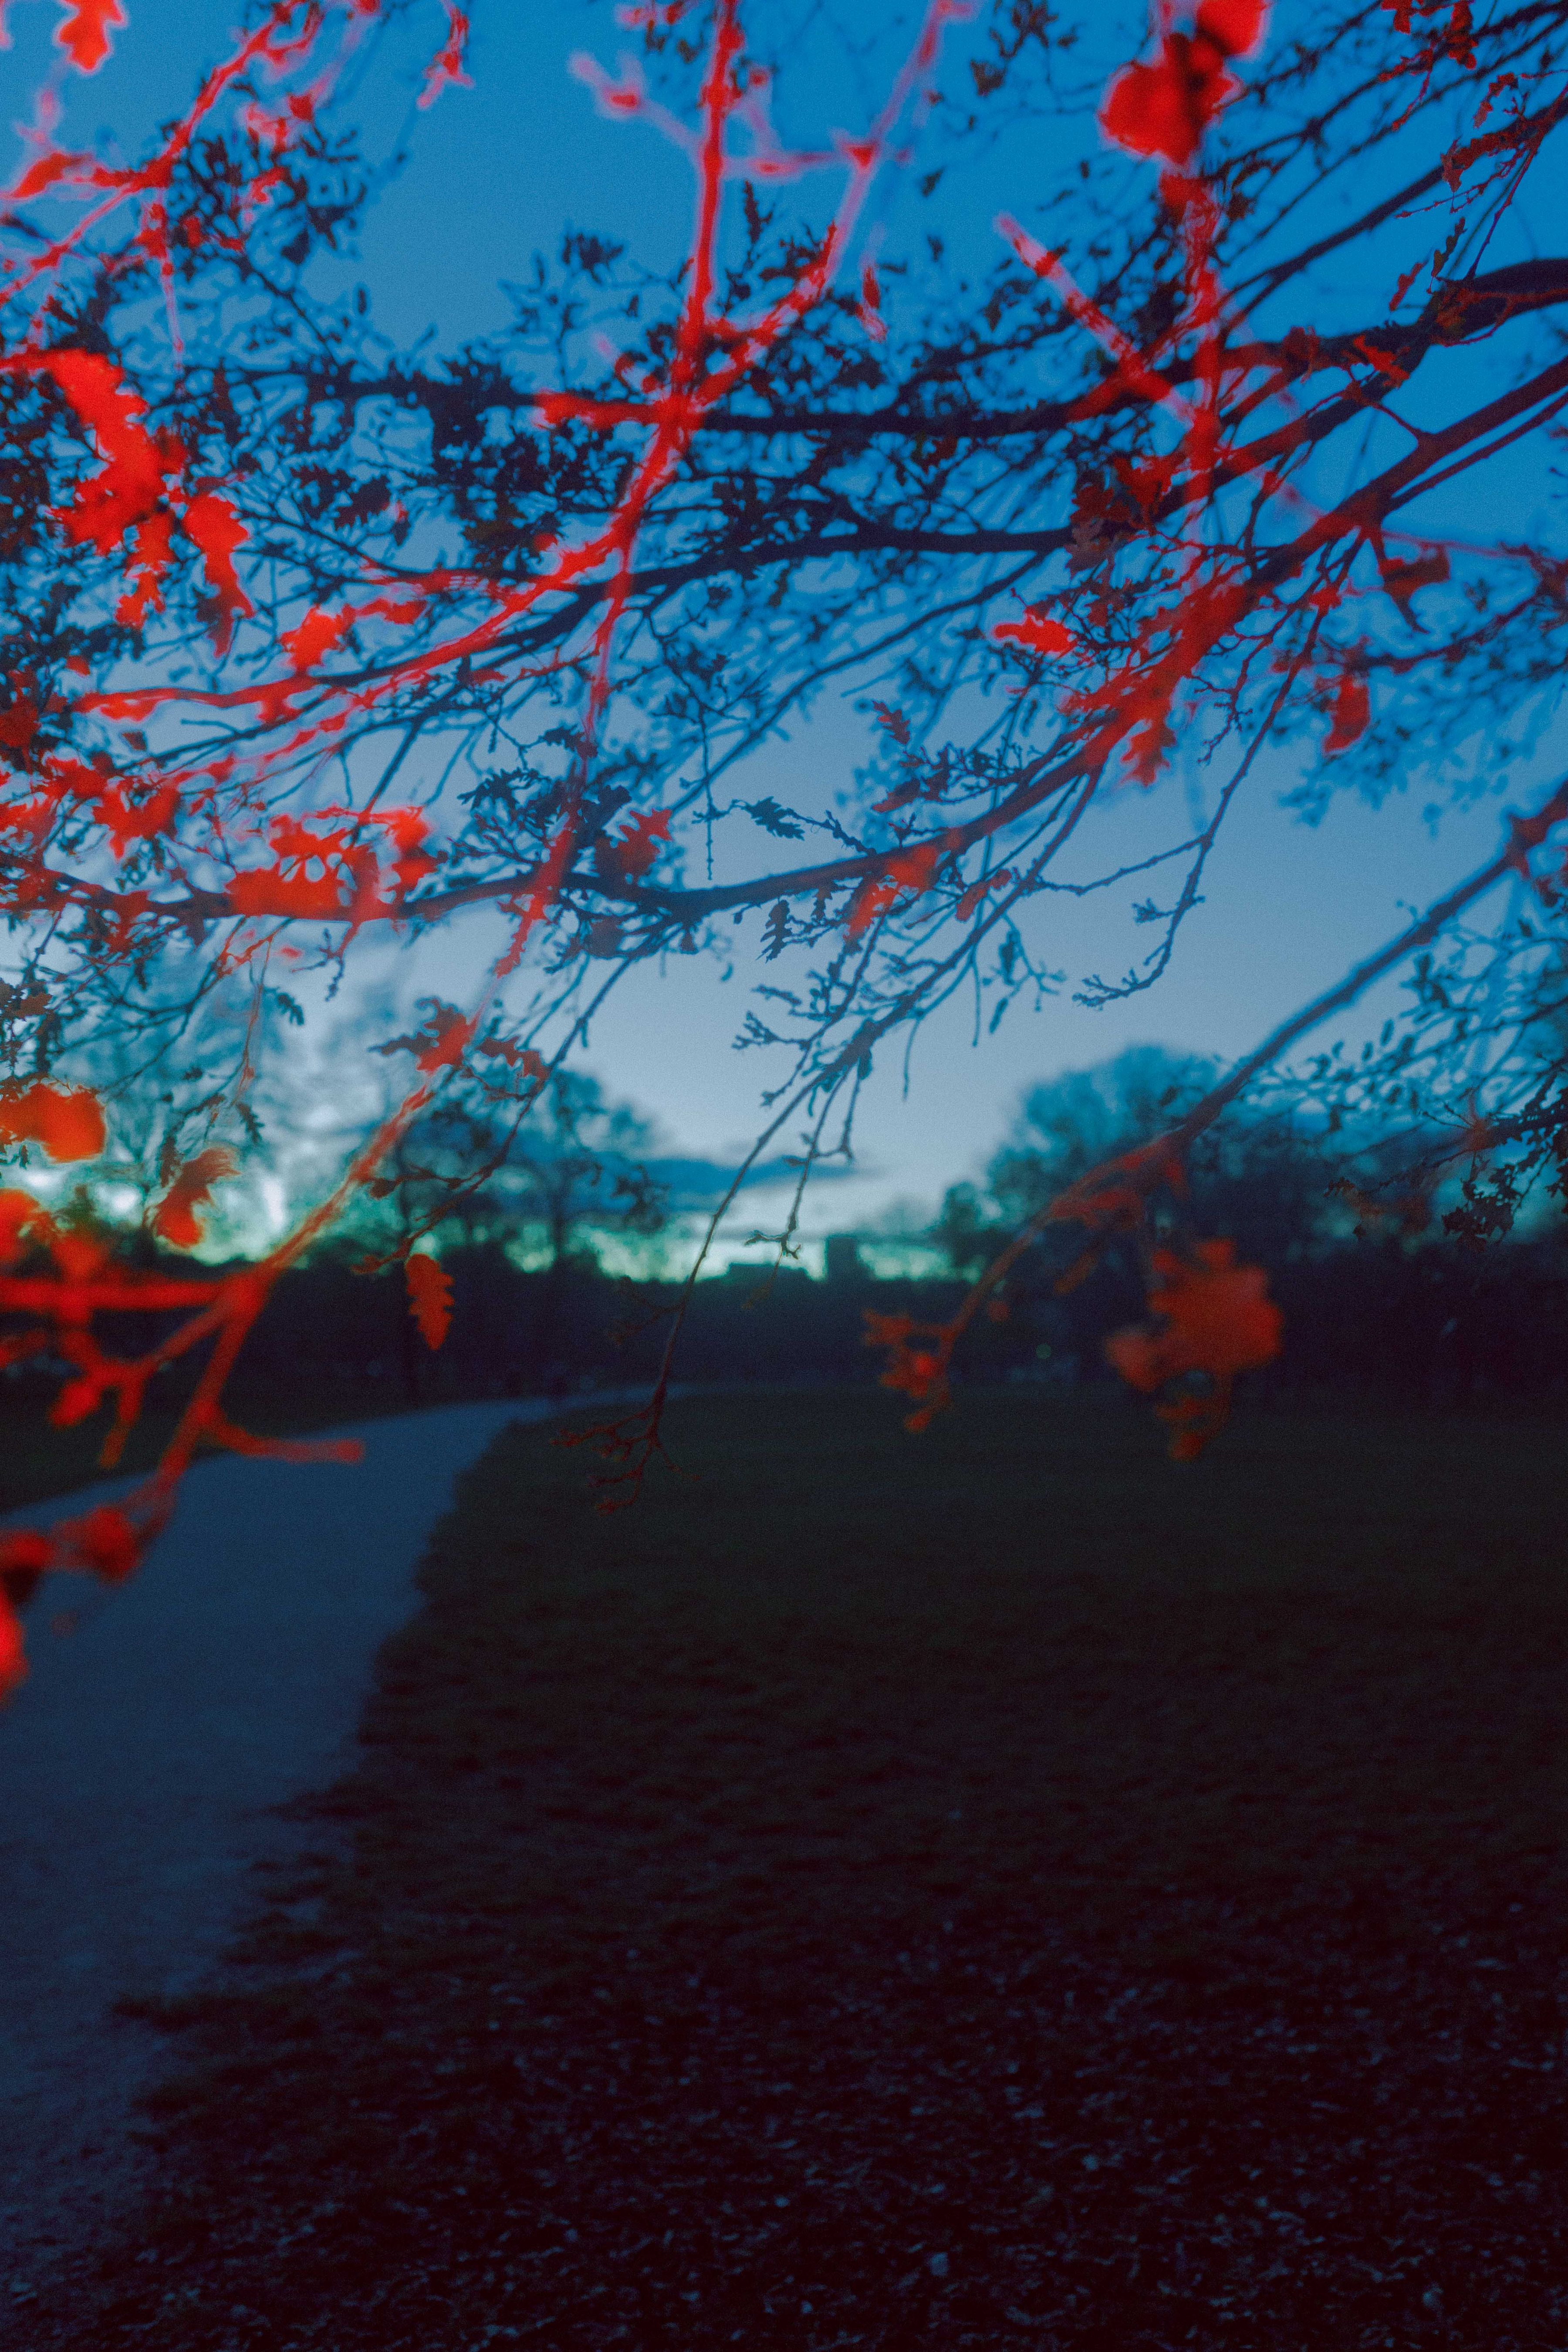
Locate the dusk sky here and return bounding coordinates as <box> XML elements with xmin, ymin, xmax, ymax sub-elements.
<box><xmin>17</xmin><ymin>0</ymin><xmax>1565</xmax><ymax>1250</ymax></box>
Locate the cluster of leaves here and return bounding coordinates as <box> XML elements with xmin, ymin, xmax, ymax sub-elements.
<box><xmin>868</xmin><ymin>1126</ymin><xmax>1281</xmax><ymax>1456</ymax></box>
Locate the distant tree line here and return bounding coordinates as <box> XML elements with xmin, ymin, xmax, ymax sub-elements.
<box><xmin>6</xmin><ymin>1046</ymin><xmax>1563</xmax><ymax>1445</ymax></box>
<box><xmin>929</xmin><ymin>1047</ymin><xmax>1568</xmax><ymax>1410</ymax></box>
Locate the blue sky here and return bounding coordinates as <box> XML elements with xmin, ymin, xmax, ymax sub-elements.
<box><xmin>13</xmin><ymin>0</ymin><xmax>1565</xmax><ymax>1254</ymax></box>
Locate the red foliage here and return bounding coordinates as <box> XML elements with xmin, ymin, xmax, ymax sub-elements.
<box><xmin>1325</xmin><ymin>670</ymin><xmax>1372</xmax><ymax>754</ymax></box>
<box><xmin>229</xmin><ymin>815</ymin><xmax>363</xmax><ymax>921</ymax></box>
<box><xmin>0</xmin><ymin>0</ymin><xmax>1292</xmax><ymax>1688</ymax></box>
<box><xmin>283</xmin><ymin>605</ymin><xmax>356</xmax><ymax>674</ymax></box>
<box><xmin>1105</xmin><ymin>1239</ymin><xmax>1282</xmax><ymax>1458</ymax></box>
<box><xmin>73</xmin><ymin>1503</ymin><xmax>142</xmax><ymax>1582</ymax></box>
<box><xmin>181</xmin><ymin>492</ymin><xmax>254</xmax><ymax>649</ymax></box>
<box><xmin>0</xmin><ymin>1082</ymin><xmax>107</xmax><ymax>1162</ymax></box>
<box><xmin>0</xmin><ymin>1186</ymin><xmax>52</xmax><ymax>1263</ymax></box>
<box><xmin>405</xmin><ymin>1252</ymin><xmax>453</xmax><ymax>1350</ymax></box>
<box><xmin>863</xmin><ymin>1133</ymin><xmax>1278</xmax><ymax>1461</ymax></box>
<box><xmin>54</xmin><ymin>0</ymin><xmax>128</xmax><ymax>76</ymax></box>
<box><xmin>43</xmin><ymin>350</ymin><xmax>180</xmax><ymax>557</ymax></box>
<box><xmin>847</xmin><ymin>841</ymin><xmax>943</xmax><ymax>938</ymax></box>
<box><xmin>377</xmin><ymin>1001</ymin><xmax>479</xmax><ymax>1072</ymax></box>
<box><xmin>0</xmin><ymin>1595</ymin><xmax>25</xmax><ymax>1703</ymax></box>
<box><xmin>475</xmin><ymin>1037</ymin><xmax>548</xmax><ymax>1083</ymax></box>
<box><xmin>992</xmin><ymin>608</ymin><xmax>1075</xmax><ymax>658</ymax></box>
<box><xmin>602</xmin><ymin>809</ymin><xmax>672</xmax><ymax>884</ymax></box>
<box><xmin>863</xmin><ymin>1311</ymin><xmax>952</xmax><ymax>1433</ymax></box>
<box><xmin>154</xmin><ymin>1148</ymin><xmax>240</xmax><ymax>1251</ymax></box>
<box><xmin>1049</xmin><ymin>1137</ymin><xmax>1189</xmax><ymax>1241</ymax></box>
<box><xmin>1100</xmin><ymin>2</ymin><xmax>1269</xmax><ymax>169</ymax></box>
<box><xmin>117</xmin><ymin>509</ymin><xmax>178</xmax><ymax>631</ymax></box>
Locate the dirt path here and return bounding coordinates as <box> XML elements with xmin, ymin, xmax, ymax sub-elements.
<box><xmin>0</xmin><ymin>1399</ymin><xmax>557</xmax><ymax>2311</ymax></box>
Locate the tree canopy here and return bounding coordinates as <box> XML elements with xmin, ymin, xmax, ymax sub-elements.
<box><xmin>4</xmin><ymin>0</ymin><xmax>1568</xmax><ymax>1690</ymax></box>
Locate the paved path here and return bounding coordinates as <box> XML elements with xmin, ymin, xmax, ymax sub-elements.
<box><xmin>0</xmin><ymin>1399</ymin><xmax>559</xmax><ymax>2311</ymax></box>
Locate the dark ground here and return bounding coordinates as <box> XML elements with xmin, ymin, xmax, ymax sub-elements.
<box><xmin>14</xmin><ymin>1386</ymin><xmax>1568</xmax><ymax>2350</ymax></box>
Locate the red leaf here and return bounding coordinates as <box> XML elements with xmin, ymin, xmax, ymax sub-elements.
<box><xmin>1350</xmin><ymin>336</ymin><xmax>1409</xmax><ymax>384</ymax></box>
<box><xmin>886</xmin><ymin>842</ymin><xmax>941</xmax><ymax>894</ymax></box>
<box><xmin>0</xmin><ymin>1082</ymin><xmax>106</xmax><ymax>1161</ymax></box>
<box><xmin>0</xmin><ymin>697</ymin><xmax>38</xmax><ymax>751</ymax></box>
<box><xmin>1105</xmin><ymin>1240</ymin><xmax>1282</xmax><ymax>1393</ymax></box>
<box><xmin>94</xmin><ymin>779</ymin><xmax>180</xmax><ymax>857</ymax></box>
<box><xmin>45</xmin><ymin>348</ymin><xmax>141</xmax><ymax>446</ymax></box>
<box><xmin>228</xmin><ymin>814</ymin><xmax>368</xmax><ymax>922</ymax></box>
<box><xmin>1099</xmin><ymin>9</ymin><xmax>1267</xmax><ymax>169</ymax></box>
<box><xmin>1111</xmin><ymin>451</ymin><xmax>1181</xmax><ymax>518</ymax></box>
<box><xmin>1325</xmin><ymin>670</ymin><xmax>1370</xmax><ymax>754</ymax></box>
<box><xmin>476</xmin><ymin>1037</ymin><xmax>548</xmax><ymax>1081</ymax></box>
<box><xmin>72</xmin><ymin>1504</ymin><xmax>140</xmax><ymax>1582</ymax></box>
<box><xmin>1102</xmin><ymin>1326</ymin><xmax>1166</xmax><ymax>1392</ymax></box>
<box><xmin>51</xmin><ymin>1373</ymin><xmax>102</xmax><ymax>1429</ymax></box>
<box><xmin>229</xmin><ymin>867</ymin><xmax>348</xmax><ymax>920</ymax></box>
<box><xmin>416</xmin><ymin>1004</ymin><xmax>475</xmax><ymax>1071</ymax></box>
<box><xmin>154</xmin><ymin>1146</ymin><xmax>238</xmax><ymax>1250</ymax></box>
<box><xmin>375</xmin><ymin>805</ymin><xmax>439</xmax><ymax>896</ymax></box>
<box><xmin>43</xmin><ymin>351</ymin><xmax>176</xmax><ymax>556</ymax></box>
<box><xmin>1194</xmin><ymin>0</ymin><xmax>1269</xmax><ymax>58</ymax></box>
<box><xmin>1100</xmin><ymin>50</ymin><xmax>1213</xmax><ymax>169</ymax></box>
<box><xmin>0</xmin><ymin>1594</ymin><xmax>25</xmax><ymax>1703</ymax></box>
<box><xmin>0</xmin><ymin>1529</ymin><xmax>56</xmax><ymax>1580</ymax></box>
<box><xmin>54</xmin><ymin>0</ymin><xmax>127</xmax><ymax>75</ymax></box>
<box><xmin>0</xmin><ymin>1187</ymin><xmax>52</xmax><ymax>1264</ymax></box>
<box><xmin>846</xmin><ymin>842</ymin><xmax>941</xmax><ymax>938</ymax></box>
<box><xmin>845</xmin><ymin>879</ymin><xmax>899</xmax><ymax>937</ymax></box>
<box><xmin>374</xmin><ymin>1001</ymin><xmax>477</xmax><ymax>1070</ymax></box>
<box><xmin>605</xmin><ymin>808</ymin><xmax>671</xmax><ymax>884</ymax></box>
<box><xmin>1048</xmin><ymin>1137</ymin><xmax>1188</xmax><ymax>1237</ymax></box>
<box><xmin>862</xmin><ymin>1308</ymin><xmax>952</xmax><ymax>1431</ymax></box>
<box><xmin>283</xmin><ymin>605</ymin><xmax>354</xmax><ymax>674</ymax></box>
<box><xmin>12</xmin><ymin>148</ymin><xmax>91</xmax><ymax>199</ymax></box>
<box><xmin>993</xmin><ymin>608</ymin><xmax>1075</xmax><ymax>658</ymax></box>
<box><xmin>182</xmin><ymin>492</ymin><xmax>254</xmax><ymax>650</ymax></box>
<box><xmin>33</xmin><ymin>1087</ymin><xmax>107</xmax><ymax>1161</ymax></box>
<box><xmin>406</xmin><ymin>1253</ymin><xmax>453</xmax><ymax>1350</ymax></box>
<box><xmin>116</xmin><ymin>508</ymin><xmax>177</xmax><ymax>630</ymax></box>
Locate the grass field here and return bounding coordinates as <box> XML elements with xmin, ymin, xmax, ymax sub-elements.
<box><xmin>34</xmin><ymin>1385</ymin><xmax>1568</xmax><ymax>2350</ymax></box>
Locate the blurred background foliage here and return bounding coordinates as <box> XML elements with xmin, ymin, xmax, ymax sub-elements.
<box><xmin>8</xmin><ymin>1037</ymin><xmax>1565</xmax><ymax>1517</ymax></box>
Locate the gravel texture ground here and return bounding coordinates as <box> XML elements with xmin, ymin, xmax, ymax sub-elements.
<box><xmin>8</xmin><ymin>1387</ymin><xmax>1567</xmax><ymax>2350</ymax></box>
